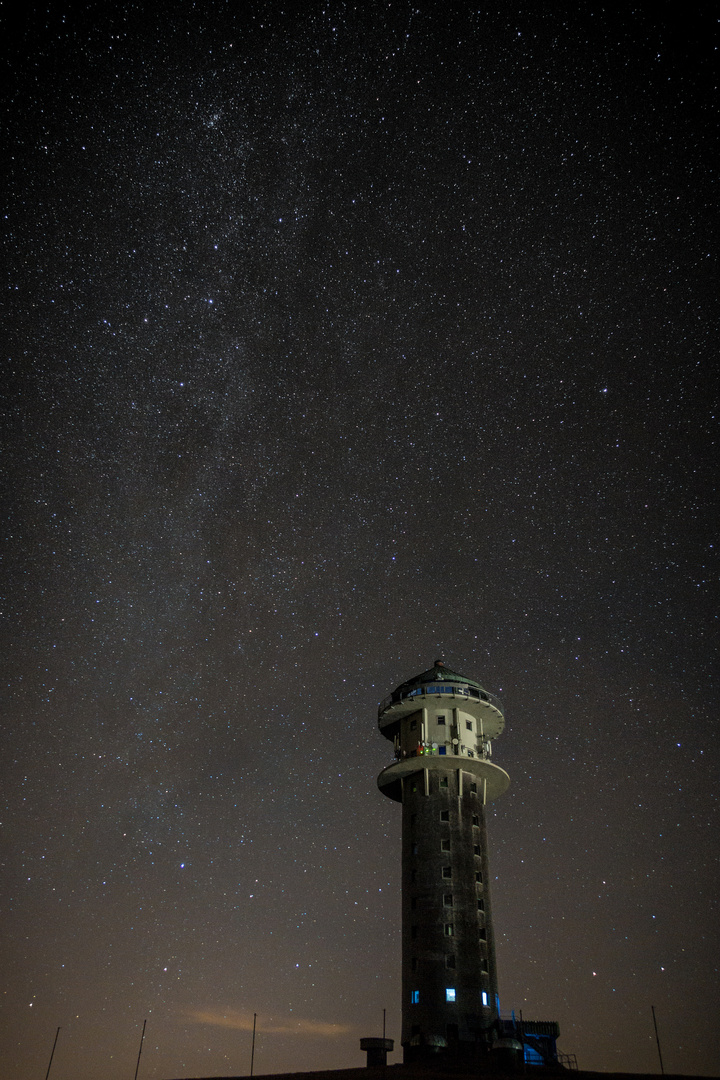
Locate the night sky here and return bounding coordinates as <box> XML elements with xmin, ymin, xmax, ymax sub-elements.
<box><xmin>2</xmin><ymin>3</ymin><xmax>718</xmax><ymax>1079</ymax></box>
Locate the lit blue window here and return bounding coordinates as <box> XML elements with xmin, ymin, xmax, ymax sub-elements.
<box><xmin>411</xmin><ymin>990</ymin><xmax>420</xmax><ymax>1004</ymax></box>
<box><xmin>446</xmin><ymin>988</ymin><xmax>456</xmax><ymax>1002</ymax></box>
<box><xmin>481</xmin><ymin>991</ymin><xmax>489</xmax><ymax>1007</ymax></box>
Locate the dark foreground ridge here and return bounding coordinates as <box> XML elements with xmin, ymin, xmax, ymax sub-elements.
<box><xmin>165</xmin><ymin>1066</ymin><xmax>718</xmax><ymax>1080</ymax></box>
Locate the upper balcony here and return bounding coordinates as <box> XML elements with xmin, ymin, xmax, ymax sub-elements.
<box><xmin>378</xmin><ymin>681</ymin><xmax>504</xmax><ymax>719</ymax></box>
<box><xmin>378</xmin><ymin>662</ymin><xmax>506</xmax><ymax>743</ymax></box>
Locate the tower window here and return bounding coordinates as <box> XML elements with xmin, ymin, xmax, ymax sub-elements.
<box><xmin>446</xmin><ymin>988</ymin><xmax>456</xmax><ymax>1002</ymax></box>
<box><xmin>466</xmin><ymin>720</ymin><xmax>473</xmax><ymax>730</ymax></box>
<box><xmin>441</xmin><ymin>839</ymin><xmax>450</xmax><ymax>851</ymax></box>
<box><xmin>445</xmin><ymin>954</ymin><xmax>456</xmax><ymax>969</ymax></box>
<box><xmin>482</xmin><ymin>991</ymin><xmax>489</xmax><ymax>1007</ymax></box>
<box><xmin>440</xmin><ymin>777</ymin><xmax>448</xmax><ymax>788</ymax></box>
<box><xmin>410</xmin><ymin>719</ymin><xmax>417</xmax><ymax>730</ymax></box>
<box><xmin>443</xmin><ymin>894</ymin><xmax>453</xmax><ymax>907</ymax></box>
<box><xmin>442</xmin><ymin>866</ymin><xmax>452</xmax><ymax>878</ymax></box>
<box><xmin>411</xmin><ymin>990</ymin><xmax>420</xmax><ymax>1004</ymax></box>
<box><xmin>440</xmin><ymin>810</ymin><xmax>450</xmax><ymax>822</ymax></box>
<box><xmin>478</xmin><ymin>899</ymin><xmax>485</xmax><ymax>911</ymax></box>
<box><xmin>479</xmin><ymin>929</ymin><xmax>487</xmax><ymax>940</ymax></box>
<box><xmin>470</xmin><ymin>782</ymin><xmax>477</xmax><ymax>793</ymax></box>
<box><xmin>476</xmin><ymin>871</ymin><xmax>483</xmax><ymax>883</ymax></box>
<box><xmin>474</xmin><ymin>845</ymin><xmax>481</xmax><ymax>856</ymax></box>
<box><xmin>412</xmin><ymin>844</ymin><xmax>418</xmax><ymax>854</ymax></box>
<box><xmin>444</xmin><ymin>923</ymin><xmax>454</xmax><ymax>936</ymax></box>
<box><xmin>473</xmin><ymin>815</ymin><xmax>479</xmax><ymax>826</ymax></box>
<box><xmin>437</xmin><ymin>715</ymin><xmax>446</xmax><ymax>725</ymax></box>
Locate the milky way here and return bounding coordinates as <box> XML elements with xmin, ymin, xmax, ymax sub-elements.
<box><xmin>2</xmin><ymin>4</ymin><xmax>717</xmax><ymax>1079</ymax></box>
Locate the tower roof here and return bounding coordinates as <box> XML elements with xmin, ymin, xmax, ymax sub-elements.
<box><xmin>393</xmin><ymin>658</ymin><xmax>486</xmax><ymax>695</ymax></box>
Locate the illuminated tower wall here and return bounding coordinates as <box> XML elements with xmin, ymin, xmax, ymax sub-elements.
<box><xmin>377</xmin><ymin>660</ymin><xmax>509</xmax><ymax>1063</ymax></box>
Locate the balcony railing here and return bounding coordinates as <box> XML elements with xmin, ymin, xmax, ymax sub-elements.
<box><xmin>388</xmin><ymin>741</ymin><xmax>492</xmax><ymax>762</ymax></box>
<box><xmin>378</xmin><ymin>682</ymin><xmax>503</xmax><ymax>718</ymax></box>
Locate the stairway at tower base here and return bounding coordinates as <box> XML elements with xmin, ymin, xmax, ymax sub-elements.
<box><xmin>401</xmin><ymin>1014</ymin><xmax>562</xmax><ymax>1070</ymax></box>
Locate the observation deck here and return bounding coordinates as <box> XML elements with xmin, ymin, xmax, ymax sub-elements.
<box><xmin>378</xmin><ymin>679</ymin><xmax>505</xmax><ymax>740</ymax></box>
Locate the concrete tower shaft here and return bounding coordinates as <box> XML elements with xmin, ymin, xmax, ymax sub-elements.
<box><xmin>377</xmin><ymin>661</ymin><xmax>509</xmax><ymax>1063</ymax></box>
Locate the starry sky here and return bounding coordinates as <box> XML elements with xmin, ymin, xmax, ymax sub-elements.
<box><xmin>2</xmin><ymin>3</ymin><xmax>718</xmax><ymax>1079</ymax></box>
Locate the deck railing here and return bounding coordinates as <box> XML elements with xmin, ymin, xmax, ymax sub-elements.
<box><xmin>378</xmin><ymin>682</ymin><xmax>503</xmax><ymax>718</ymax></box>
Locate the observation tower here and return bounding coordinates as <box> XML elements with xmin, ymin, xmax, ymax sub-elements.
<box><xmin>377</xmin><ymin>659</ymin><xmax>509</xmax><ymax>1063</ymax></box>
